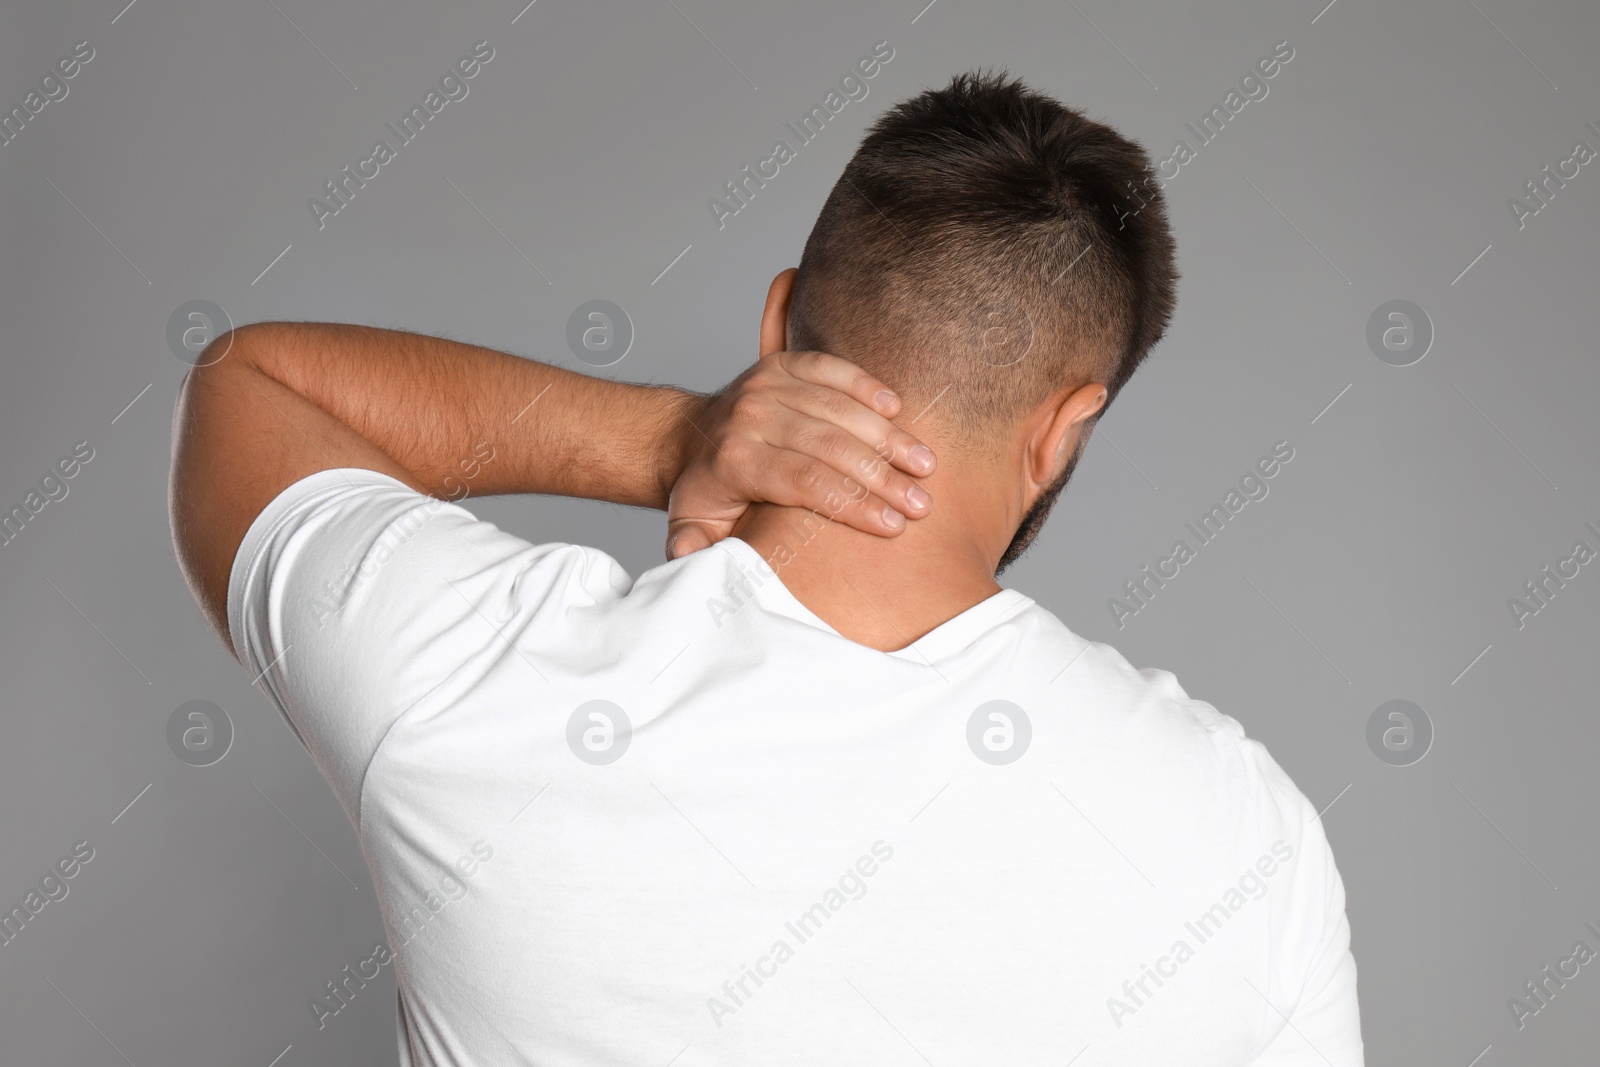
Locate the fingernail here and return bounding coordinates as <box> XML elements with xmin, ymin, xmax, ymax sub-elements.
<box><xmin>909</xmin><ymin>445</ymin><xmax>935</xmax><ymax>471</ymax></box>
<box><xmin>875</xmin><ymin>389</ymin><xmax>898</xmax><ymax>411</ymax></box>
<box><xmin>666</xmin><ymin>533</ymin><xmax>679</xmax><ymax>559</ymax></box>
<box><xmin>905</xmin><ymin>485</ymin><xmax>930</xmax><ymax>511</ymax></box>
<box><xmin>882</xmin><ymin>506</ymin><xmax>906</xmax><ymax>529</ymax></box>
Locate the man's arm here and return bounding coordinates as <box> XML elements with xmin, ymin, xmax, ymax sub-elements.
<box><xmin>170</xmin><ymin>321</ymin><xmax>934</xmax><ymax>655</ymax></box>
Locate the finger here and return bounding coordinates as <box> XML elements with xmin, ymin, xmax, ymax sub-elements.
<box><xmin>755</xmin><ymin>448</ymin><xmax>913</xmax><ymax>537</ymax></box>
<box><xmin>754</xmin><ymin>351</ymin><xmax>937</xmax><ymax>477</ymax></box>
<box><xmin>779</xmin><ymin>380</ymin><xmax>937</xmax><ymax>477</ymax></box>
<box><xmin>777</xmin><ymin>350</ymin><xmax>907</xmax><ymax>421</ymax></box>
<box><xmin>664</xmin><ymin>481</ymin><xmax>741</xmax><ymax>558</ymax></box>
<box><xmin>665</xmin><ymin>519</ymin><xmax>719</xmax><ymax>561</ymax></box>
<box><xmin>764</xmin><ymin>410</ymin><xmax>933</xmax><ymax>520</ymax></box>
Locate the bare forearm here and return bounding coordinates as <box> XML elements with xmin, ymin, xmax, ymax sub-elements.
<box><xmin>172</xmin><ymin>305</ymin><xmax>938</xmax><ymax>651</ymax></box>
<box><xmin>225</xmin><ymin>321</ymin><xmax>705</xmax><ymax>508</ymax></box>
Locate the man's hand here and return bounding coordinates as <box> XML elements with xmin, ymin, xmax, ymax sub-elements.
<box><xmin>666</xmin><ymin>350</ymin><xmax>936</xmax><ymax>560</ymax></box>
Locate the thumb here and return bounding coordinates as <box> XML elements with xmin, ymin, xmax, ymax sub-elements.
<box><xmin>665</xmin><ymin>520</ymin><xmax>720</xmax><ymax>561</ymax></box>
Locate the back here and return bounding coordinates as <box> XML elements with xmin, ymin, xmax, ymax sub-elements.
<box><xmin>231</xmin><ymin>469</ymin><xmax>1362</xmax><ymax>1066</ymax></box>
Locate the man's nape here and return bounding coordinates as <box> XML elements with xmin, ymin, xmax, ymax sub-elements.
<box><xmin>730</xmin><ymin>269</ymin><xmax>1107</xmax><ymax>653</ymax></box>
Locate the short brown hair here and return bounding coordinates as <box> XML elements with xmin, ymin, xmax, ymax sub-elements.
<box><xmin>788</xmin><ymin>71</ymin><xmax>1178</xmax><ymax>446</ymax></box>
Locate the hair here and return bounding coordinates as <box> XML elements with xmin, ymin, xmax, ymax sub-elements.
<box><xmin>788</xmin><ymin>71</ymin><xmax>1178</xmax><ymax>450</ymax></box>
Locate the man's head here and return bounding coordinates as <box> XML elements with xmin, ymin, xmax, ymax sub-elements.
<box><xmin>778</xmin><ymin>71</ymin><xmax>1178</xmax><ymax>570</ymax></box>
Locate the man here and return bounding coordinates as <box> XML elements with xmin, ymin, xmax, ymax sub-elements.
<box><xmin>172</xmin><ymin>73</ymin><xmax>1361</xmax><ymax>1065</ymax></box>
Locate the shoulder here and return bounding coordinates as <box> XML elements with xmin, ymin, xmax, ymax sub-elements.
<box><xmin>1035</xmin><ymin>615</ymin><xmax>1318</xmax><ymax>831</ymax></box>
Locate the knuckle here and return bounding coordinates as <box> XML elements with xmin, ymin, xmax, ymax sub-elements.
<box><xmin>818</xmin><ymin>388</ymin><xmax>852</xmax><ymax>420</ymax></box>
<box><xmin>721</xmin><ymin>436</ymin><xmax>758</xmax><ymax>472</ymax></box>
<box><xmin>792</xmin><ymin>462</ymin><xmax>829</xmax><ymax>495</ymax></box>
<box><xmin>815</xmin><ymin>429</ymin><xmax>852</xmax><ymax>464</ymax></box>
<box><xmin>797</xmin><ymin>351</ymin><xmax>831</xmax><ymax>380</ymax></box>
<box><xmin>728</xmin><ymin>393</ymin><xmax>765</xmax><ymax>425</ymax></box>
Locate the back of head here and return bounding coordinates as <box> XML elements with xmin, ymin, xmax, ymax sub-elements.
<box><xmin>788</xmin><ymin>71</ymin><xmax>1179</xmax><ymax>449</ymax></box>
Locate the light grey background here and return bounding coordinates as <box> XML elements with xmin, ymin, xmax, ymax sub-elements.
<box><xmin>2</xmin><ymin>0</ymin><xmax>1596</xmax><ymax>1063</ymax></box>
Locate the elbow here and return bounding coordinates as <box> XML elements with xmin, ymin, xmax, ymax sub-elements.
<box><xmin>175</xmin><ymin>321</ymin><xmax>294</xmax><ymax>415</ymax></box>
<box><xmin>188</xmin><ymin>320</ymin><xmax>281</xmax><ymax>376</ymax></box>
<box><xmin>169</xmin><ymin>322</ymin><xmax>278</xmax><ymax>478</ymax></box>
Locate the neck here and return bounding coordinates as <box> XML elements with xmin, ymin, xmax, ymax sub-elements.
<box><xmin>731</xmin><ymin>465</ymin><xmax>1015</xmax><ymax>651</ymax></box>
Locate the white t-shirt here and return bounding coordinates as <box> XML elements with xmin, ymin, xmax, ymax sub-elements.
<box><xmin>230</xmin><ymin>468</ymin><xmax>1363</xmax><ymax>1067</ymax></box>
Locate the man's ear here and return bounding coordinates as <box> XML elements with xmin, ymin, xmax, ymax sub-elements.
<box><xmin>760</xmin><ymin>268</ymin><xmax>799</xmax><ymax>356</ymax></box>
<box><xmin>1026</xmin><ymin>381</ymin><xmax>1108</xmax><ymax>493</ymax></box>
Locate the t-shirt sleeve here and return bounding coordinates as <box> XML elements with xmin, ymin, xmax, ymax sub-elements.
<box><xmin>226</xmin><ymin>467</ymin><xmax>631</xmax><ymax>827</ymax></box>
<box><xmin>1242</xmin><ymin>739</ymin><xmax>1365</xmax><ymax>1067</ymax></box>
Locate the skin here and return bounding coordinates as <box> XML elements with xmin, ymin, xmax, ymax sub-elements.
<box><xmin>169</xmin><ymin>316</ymin><xmax>939</xmax><ymax>658</ymax></box>
<box><xmin>734</xmin><ymin>269</ymin><xmax>1108</xmax><ymax>651</ymax></box>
